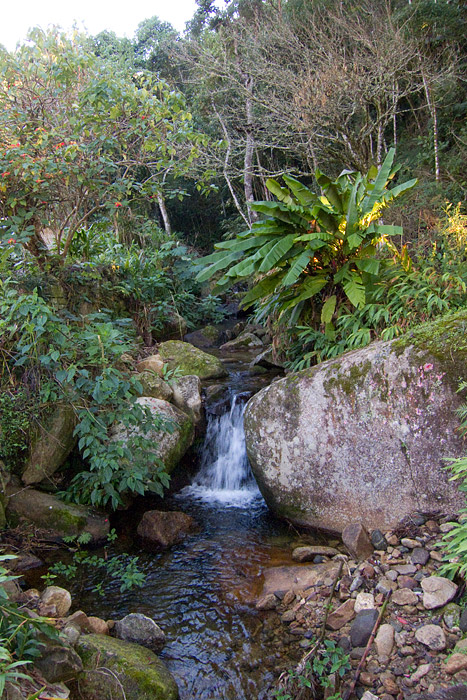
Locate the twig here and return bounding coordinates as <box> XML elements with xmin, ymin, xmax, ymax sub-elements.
<box><xmin>342</xmin><ymin>591</ymin><xmax>391</xmax><ymax>700</ymax></box>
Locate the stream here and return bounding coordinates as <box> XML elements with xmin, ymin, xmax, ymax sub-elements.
<box><xmin>72</xmin><ymin>353</ymin><xmax>307</xmax><ymax>699</ymax></box>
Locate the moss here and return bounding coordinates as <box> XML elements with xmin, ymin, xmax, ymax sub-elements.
<box><xmin>76</xmin><ymin>634</ymin><xmax>178</xmax><ymax>700</ymax></box>
<box><xmin>393</xmin><ymin>309</ymin><xmax>467</xmax><ymax>389</ymax></box>
<box><xmin>158</xmin><ymin>340</ymin><xmax>227</xmax><ymax>380</ymax></box>
<box><xmin>323</xmin><ymin>359</ymin><xmax>372</xmax><ymax>396</ymax></box>
<box><xmin>47</xmin><ymin>506</ymin><xmax>87</xmax><ymax>534</ymax></box>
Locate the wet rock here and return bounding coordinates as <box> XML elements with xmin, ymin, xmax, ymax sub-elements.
<box><xmin>261</xmin><ymin>561</ymin><xmax>341</xmax><ymax>597</ymax></box>
<box><xmin>292</xmin><ymin>545</ymin><xmax>340</xmax><ymax>562</ymax></box>
<box><xmin>375</xmin><ymin>623</ymin><xmax>395</xmax><ymax>657</ymax></box>
<box><xmin>415</xmin><ymin>624</ymin><xmax>446</xmax><ymax>650</ymax></box>
<box><xmin>172</xmin><ymin>375</ymin><xmax>202</xmax><ymax>424</ymax></box>
<box><xmin>326</xmin><ymin>599</ymin><xmax>356</xmax><ymax>630</ymax></box>
<box><xmin>256</xmin><ymin>594</ymin><xmax>278</xmax><ymax>610</ymax></box>
<box><xmin>34</xmin><ymin>643</ymin><xmax>83</xmax><ymax>683</ymax></box>
<box><xmin>281</xmin><ymin>610</ymin><xmax>296</xmax><ymax>623</ymax></box>
<box><xmin>350</xmin><ymin>609</ymin><xmax>379</xmax><ymax>648</ymax></box>
<box><xmin>40</xmin><ymin>587</ymin><xmax>72</xmax><ymax>617</ymax></box>
<box><xmin>6</xmin><ymin>487</ymin><xmax>109</xmax><ymax>544</ymax></box>
<box><xmin>113</xmin><ymin>613</ymin><xmax>165</xmax><ymax>653</ymax></box>
<box><xmin>137</xmin><ymin>510</ymin><xmax>199</xmax><ymax>548</ymax></box>
<box><xmin>342</xmin><ymin>523</ymin><xmax>374</xmax><ymax>560</ymax></box>
<box><xmin>410</xmin><ymin>548</ymin><xmax>430</xmax><ymax>566</ymax></box>
<box><xmin>371</xmin><ymin>529</ymin><xmax>388</xmax><ymax>550</ymax></box>
<box><xmin>76</xmin><ymin>634</ymin><xmax>178</xmax><ymax>700</ymax></box>
<box><xmin>442</xmin><ymin>602</ymin><xmax>461</xmax><ymax>629</ymax></box>
<box><xmin>220</xmin><ymin>331</ymin><xmax>263</xmax><ymax>352</ymax></box>
<box><xmin>184</xmin><ymin>325</ymin><xmax>222</xmax><ymax>348</ymax></box>
<box><xmin>421</xmin><ymin>687</ymin><xmax>467</xmax><ymax>699</ymax></box>
<box><xmin>421</xmin><ymin>576</ymin><xmax>457</xmax><ymax>609</ymax></box>
<box><xmin>158</xmin><ymin>340</ymin><xmax>227</xmax><ymax>380</ymax></box>
<box><xmin>391</xmin><ymin>589</ymin><xmax>418</xmax><ymax>606</ymax></box>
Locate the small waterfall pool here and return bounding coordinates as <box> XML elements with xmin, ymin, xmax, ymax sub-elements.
<box><xmin>67</xmin><ymin>354</ymin><xmax>309</xmax><ymax>699</ymax></box>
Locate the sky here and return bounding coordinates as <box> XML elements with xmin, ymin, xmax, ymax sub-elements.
<box><xmin>0</xmin><ymin>0</ymin><xmax>199</xmax><ymax>51</ymax></box>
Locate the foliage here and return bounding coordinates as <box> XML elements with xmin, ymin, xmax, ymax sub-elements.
<box><xmin>196</xmin><ymin>149</ymin><xmax>416</xmax><ymax>331</ymax></box>
<box><xmin>272</xmin><ymin>637</ymin><xmax>350</xmax><ymax>700</ymax></box>
<box><xmin>0</xmin><ymin>273</ymin><xmax>172</xmax><ymax>509</ymax></box>
<box><xmin>0</xmin><ymin>28</ymin><xmax>205</xmax><ymax>265</ymax></box>
<box><xmin>42</xmin><ymin>529</ymin><xmax>145</xmax><ymax>596</ymax></box>
<box><xmin>440</xmin><ymin>381</ymin><xmax>467</xmax><ymax>580</ymax></box>
<box><xmin>0</xmin><ymin>555</ymin><xmax>58</xmax><ymax>697</ymax></box>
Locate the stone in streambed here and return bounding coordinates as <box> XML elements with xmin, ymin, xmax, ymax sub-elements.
<box><xmin>138</xmin><ymin>372</ymin><xmax>173</xmax><ymax>402</ymax></box>
<box><xmin>40</xmin><ymin>586</ymin><xmax>72</xmax><ymax>617</ymax></box>
<box><xmin>172</xmin><ymin>375</ymin><xmax>202</xmax><ymax>425</ymax></box>
<box><xmin>158</xmin><ymin>340</ymin><xmax>227</xmax><ymax>379</ymax></box>
<box><xmin>342</xmin><ymin>523</ymin><xmax>373</xmax><ymax>560</ymax></box>
<box><xmin>421</xmin><ymin>576</ymin><xmax>457</xmax><ymax>609</ymax></box>
<box><xmin>350</xmin><ymin>609</ymin><xmax>379</xmax><ymax>648</ymax></box>
<box><xmin>410</xmin><ymin>547</ymin><xmax>430</xmax><ymax>565</ymax></box>
<box><xmin>371</xmin><ymin>529</ymin><xmax>388</xmax><ymax>550</ymax></box>
<box><xmin>137</xmin><ymin>510</ymin><xmax>199</xmax><ymax>548</ymax></box>
<box><xmin>375</xmin><ymin>623</ymin><xmax>394</xmax><ymax>657</ymax></box>
<box><xmin>391</xmin><ymin>589</ymin><xmax>418</xmax><ymax>606</ymax></box>
<box><xmin>354</xmin><ymin>592</ymin><xmax>375</xmax><ymax>613</ymax></box>
<box><xmin>415</xmin><ymin>624</ymin><xmax>446</xmax><ymax>650</ymax></box>
<box><xmin>292</xmin><ymin>545</ymin><xmax>340</xmax><ymax>562</ymax></box>
<box><xmin>113</xmin><ymin>613</ymin><xmax>165</xmax><ymax>653</ymax></box>
<box><xmin>261</xmin><ymin>561</ymin><xmax>341</xmax><ymax>597</ymax></box>
<box><xmin>326</xmin><ymin>599</ymin><xmax>355</xmax><ymax>630</ymax></box>
<box><xmin>34</xmin><ymin>643</ymin><xmax>83</xmax><ymax>683</ymax></box>
<box><xmin>76</xmin><ymin>634</ymin><xmax>178</xmax><ymax>700</ymax></box>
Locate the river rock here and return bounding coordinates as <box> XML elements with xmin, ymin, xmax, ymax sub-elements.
<box><xmin>354</xmin><ymin>592</ymin><xmax>375</xmax><ymax>613</ymax></box>
<box><xmin>350</xmin><ymin>609</ymin><xmax>379</xmax><ymax>648</ymax></box>
<box><xmin>76</xmin><ymin>633</ymin><xmax>178</xmax><ymax>700</ymax></box>
<box><xmin>40</xmin><ymin>586</ymin><xmax>72</xmax><ymax>617</ymax></box>
<box><xmin>415</xmin><ymin>623</ymin><xmax>446</xmax><ymax>650</ymax></box>
<box><xmin>21</xmin><ymin>403</ymin><xmax>77</xmax><ymax>485</ymax></box>
<box><xmin>136</xmin><ymin>354</ymin><xmax>165</xmax><ymax>376</ymax></box>
<box><xmin>261</xmin><ymin>561</ymin><xmax>341</xmax><ymax>597</ymax></box>
<box><xmin>172</xmin><ymin>375</ymin><xmax>202</xmax><ymax>424</ymax></box>
<box><xmin>292</xmin><ymin>545</ymin><xmax>340</xmax><ymax>561</ymax></box>
<box><xmin>326</xmin><ymin>599</ymin><xmax>356</xmax><ymax>630</ymax></box>
<box><xmin>420</xmin><ymin>686</ymin><xmax>467</xmax><ymax>699</ymax></box>
<box><xmin>342</xmin><ymin>523</ymin><xmax>374</xmax><ymax>560</ymax></box>
<box><xmin>459</xmin><ymin>607</ymin><xmax>467</xmax><ymax>632</ymax></box>
<box><xmin>158</xmin><ymin>340</ymin><xmax>227</xmax><ymax>379</ymax></box>
<box><xmin>34</xmin><ymin>642</ymin><xmax>83</xmax><ymax>683</ymax></box>
<box><xmin>371</xmin><ymin>529</ymin><xmax>388</xmax><ymax>550</ymax></box>
<box><xmin>421</xmin><ymin>576</ymin><xmax>458</xmax><ymax>609</ymax></box>
<box><xmin>112</xmin><ymin>397</ymin><xmax>194</xmax><ymax>474</ymax></box>
<box><xmin>138</xmin><ymin>371</ymin><xmax>173</xmax><ymax>402</ymax></box>
<box><xmin>87</xmin><ymin>616</ymin><xmax>109</xmax><ymax>635</ymax></box>
<box><xmin>411</xmin><ymin>547</ymin><xmax>430</xmax><ymax>565</ymax></box>
<box><xmin>391</xmin><ymin>588</ymin><xmax>419</xmax><ymax>606</ymax></box>
<box><xmin>375</xmin><ymin>623</ymin><xmax>394</xmax><ymax>657</ymax></box>
<box><xmin>184</xmin><ymin>325</ymin><xmax>222</xmax><ymax>348</ymax></box>
<box><xmin>137</xmin><ymin>509</ymin><xmax>199</xmax><ymax>548</ymax></box>
<box><xmin>113</xmin><ymin>613</ymin><xmax>165</xmax><ymax>652</ymax></box>
<box><xmin>219</xmin><ymin>332</ymin><xmax>263</xmax><ymax>352</ymax></box>
<box><xmin>250</xmin><ymin>347</ymin><xmax>285</xmax><ymax>370</ymax></box>
<box><xmin>445</xmin><ymin>653</ymin><xmax>467</xmax><ymax>674</ymax></box>
<box><xmin>6</xmin><ymin>487</ymin><xmax>109</xmax><ymax>543</ymax></box>
<box><xmin>243</xmin><ymin>312</ymin><xmax>467</xmax><ymax>531</ymax></box>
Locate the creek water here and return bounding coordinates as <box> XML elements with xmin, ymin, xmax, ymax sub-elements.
<box><xmin>72</xmin><ymin>355</ymin><xmax>305</xmax><ymax>699</ymax></box>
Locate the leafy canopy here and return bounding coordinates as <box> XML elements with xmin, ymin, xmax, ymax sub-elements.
<box><xmin>196</xmin><ymin>149</ymin><xmax>417</xmax><ymax>330</ymax></box>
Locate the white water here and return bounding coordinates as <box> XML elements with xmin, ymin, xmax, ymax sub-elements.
<box><xmin>181</xmin><ymin>395</ymin><xmax>260</xmax><ymax>506</ymax></box>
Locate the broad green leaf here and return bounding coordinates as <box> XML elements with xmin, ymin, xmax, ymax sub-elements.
<box><xmin>321</xmin><ymin>295</ymin><xmax>337</xmax><ymax>324</ymax></box>
<box><xmin>345</xmin><ymin>173</ymin><xmax>362</xmax><ymax>237</ymax></box>
<box><xmin>241</xmin><ymin>272</ymin><xmax>284</xmax><ymax>308</ymax></box>
<box><xmin>282</xmin><ymin>175</ymin><xmax>317</xmax><ymax>207</ymax></box>
<box><xmin>196</xmin><ymin>251</ymin><xmax>242</xmax><ymax>282</ymax></box>
<box><xmin>251</xmin><ymin>201</ymin><xmax>307</xmax><ymax>227</ymax></box>
<box><xmin>355</xmin><ymin>257</ymin><xmax>380</xmax><ymax>275</ymax></box>
<box><xmin>363</xmin><ymin>148</ymin><xmax>395</xmax><ymax>211</ymax></box>
<box><xmin>343</xmin><ymin>276</ymin><xmax>366</xmax><ymax>308</ymax></box>
<box><xmin>280</xmin><ymin>275</ymin><xmax>327</xmax><ymax>310</ymax></box>
<box><xmin>281</xmin><ymin>250</ymin><xmax>313</xmax><ymax>286</ymax></box>
<box><xmin>259</xmin><ymin>234</ymin><xmax>297</xmax><ymax>273</ymax></box>
<box><xmin>266</xmin><ymin>178</ymin><xmax>294</xmax><ymax>206</ymax></box>
<box><xmin>346</xmin><ymin>232</ymin><xmax>363</xmax><ymax>251</ymax></box>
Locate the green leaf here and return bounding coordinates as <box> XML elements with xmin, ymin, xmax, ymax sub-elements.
<box><xmin>343</xmin><ymin>276</ymin><xmax>366</xmax><ymax>308</ymax></box>
<box><xmin>280</xmin><ymin>275</ymin><xmax>327</xmax><ymax>310</ymax></box>
<box><xmin>282</xmin><ymin>175</ymin><xmax>317</xmax><ymax>207</ymax></box>
<box><xmin>321</xmin><ymin>295</ymin><xmax>337</xmax><ymax>324</ymax></box>
<box><xmin>363</xmin><ymin>148</ymin><xmax>396</xmax><ymax>211</ymax></box>
<box><xmin>196</xmin><ymin>251</ymin><xmax>242</xmax><ymax>283</ymax></box>
<box><xmin>259</xmin><ymin>234</ymin><xmax>297</xmax><ymax>273</ymax></box>
<box><xmin>281</xmin><ymin>250</ymin><xmax>313</xmax><ymax>286</ymax></box>
<box><xmin>241</xmin><ymin>272</ymin><xmax>284</xmax><ymax>308</ymax></box>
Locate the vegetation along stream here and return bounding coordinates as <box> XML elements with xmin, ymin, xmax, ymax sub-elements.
<box><xmin>70</xmin><ymin>356</ymin><xmax>304</xmax><ymax>699</ymax></box>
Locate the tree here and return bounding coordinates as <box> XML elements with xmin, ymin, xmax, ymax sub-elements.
<box><xmin>0</xmin><ymin>28</ymin><xmax>205</xmax><ymax>265</ymax></box>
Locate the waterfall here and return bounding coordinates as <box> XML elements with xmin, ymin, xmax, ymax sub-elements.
<box><xmin>182</xmin><ymin>395</ymin><xmax>259</xmax><ymax>505</ymax></box>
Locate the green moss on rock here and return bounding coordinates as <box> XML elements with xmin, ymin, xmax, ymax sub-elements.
<box><xmin>158</xmin><ymin>340</ymin><xmax>227</xmax><ymax>380</ymax></box>
<box><xmin>76</xmin><ymin>634</ymin><xmax>178</xmax><ymax>700</ymax></box>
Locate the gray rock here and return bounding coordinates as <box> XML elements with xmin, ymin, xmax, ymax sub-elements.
<box><xmin>172</xmin><ymin>375</ymin><xmax>202</xmax><ymax>425</ymax></box>
<box><xmin>442</xmin><ymin>602</ymin><xmax>461</xmax><ymax>629</ymax></box>
<box><xmin>459</xmin><ymin>606</ymin><xmax>467</xmax><ymax>632</ymax></box>
<box><xmin>350</xmin><ymin>609</ymin><xmax>379</xmax><ymax>647</ymax></box>
<box><xmin>421</xmin><ymin>576</ymin><xmax>457</xmax><ymax>609</ymax></box>
<box><xmin>138</xmin><ymin>372</ymin><xmax>173</xmax><ymax>402</ymax></box>
<box><xmin>420</xmin><ymin>685</ymin><xmax>467</xmax><ymax>699</ymax></box>
<box><xmin>113</xmin><ymin>613</ymin><xmax>165</xmax><ymax>653</ymax></box>
<box><xmin>371</xmin><ymin>529</ymin><xmax>388</xmax><ymax>550</ymax></box>
<box><xmin>375</xmin><ymin>623</ymin><xmax>394</xmax><ymax>657</ymax></box>
<box><xmin>415</xmin><ymin>623</ymin><xmax>446</xmax><ymax>650</ymax></box>
<box><xmin>410</xmin><ymin>547</ymin><xmax>430</xmax><ymax>565</ymax></box>
<box><xmin>34</xmin><ymin>644</ymin><xmax>83</xmax><ymax>683</ymax></box>
<box><xmin>391</xmin><ymin>589</ymin><xmax>418</xmax><ymax>606</ymax></box>
<box><xmin>243</xmin><ymin>313</ymin><xmax>467</xmax><ymax>532</ymax></box>
<box><xmin>41</xmin><ymin>586</ymin><xmax>72</xmax><ymax>617</ymax></box>
<box><xmin>219</xmin><ymin>331</ymin><xmax>263</xmax><ymax>352</ymax></box>
<box><xmin>342</xmin><ymin>523</ymin><xmax>374</xmax><ymax>560</ymax></box>
<box><xmin>292</xmin><ymin>545</ymin><xmax>340</xmax><ymax>561</ymax></box>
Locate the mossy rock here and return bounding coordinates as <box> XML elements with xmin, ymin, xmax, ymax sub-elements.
<box><xmin>75</xmin><ymin>634</ymin><xmax>178</xmax><ymax>700</ymax></box>
<box><xmin>138</xmin><ymin>372</ymin><xmax>173</xmax><ymax>402</ymax></box>
<box><xmin>22</xmin><ymin>403</ymin><xmax>77</xmax><ymax>485</ymax></box>
<box><xmin>244</xmin><ymin>311</ymin><xmax>467</xmax><ymax>533</ymax></box>
<box><xmin>5</xmin><ymin>487</ymin><xmax>109</xmax><ymax>543</ymax></box>
<box><xmin>158</xmin><ymin>341</ymin><xmax>227</xmax><ymax>380</ymax></box>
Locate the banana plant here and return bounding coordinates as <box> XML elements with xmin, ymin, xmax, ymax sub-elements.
<box><xmin>196</xmin><ymin>149</ymin><xmax>416</xmax><ymax>329</ymax></box>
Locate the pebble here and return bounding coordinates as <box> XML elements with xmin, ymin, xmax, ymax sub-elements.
<box><xmin>400</xmin><ymin>538</ymin><xmax>420</xmax><ymax>548</ymax></box>
<box><xmin>409</xmin><ymin>662</ymin><xmax>431</xmax><ymax>682</ymax></box>
<box><xmin>376</xmin><ymin>578</ymin><xmax>397</xmax><ymax>595</ymax></box>
<box><xmin>410</xmin><ymin>548</ymin><xmax>430</xmax><ymax>565</ymax></box>
<box><xmin>421</xmin><ymin>576</ymin><xmax>458</xmax><ymax>609</ymax></box>
<box><xmin>350</xmin><ymin>609</ymin><xmax>379</xmax><ymax>648</ymax></box>
<box><xmin>445</xmin><ymin>652</ymin><xmax>467</xmax><ymax>674</ymax></box>
<box><xmin>326</xmin><ymin>599</ymin><xmax>355</xmax><ymax>630</ymax></box>
<box><xmin>391</xmin><ymin>589</ymin><xmax>418</xmax><ymax>606</ymax></box>
<box><xmin>415</xmin><ymin>624</ymin><xmax>446</xmax><ymax>650</ymax></box>
<box><xmin>439</xmin><ymin>522</ymin><xmax>456</xmax><ymax>533</ymax></box>
<box><xmin>394</xmin><ymin>564</ymin><xmax>417</xmax><ymax>575</ymax></box>
<box><xmin>371</xmin><ymin>529</ymin><xmax>388</xmax><ymax>550</ymax></box>
<box><xmin>354</xmin><ymin>592</ymin><xmax>375</xmax><ymax>613</ymax></box>
<box><xmin>375</xmin><ymin>623</ymin><xmax>395</xmax><ymax>657</ymax></box>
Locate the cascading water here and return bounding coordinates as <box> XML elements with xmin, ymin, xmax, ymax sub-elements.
<box><xmin>182</xmin><ymin>394</ymin><xmax>260</xmax><ymax>505</ymax></box>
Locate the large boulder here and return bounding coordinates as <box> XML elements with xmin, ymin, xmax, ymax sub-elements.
<box><xmin>138</xmin><ymin>371</ymin><xmax>173</xmax><ymax>402</ymax></box>
<box><xmin>158</xmin><ymin>341</ymin><xmax>227</xmax><ymax>380</ymax></box>
<box><xmin>113</xmin><ymin>613</ymin><xmax>165</xmax><ymax>652</ymax></box>
<box><xmin>172</xmin><ymin>375</ymin><xmax>202</xmax><ymax>425</ymax></box>
<box><xmin>219</xmin><ymin>331</ymin><xmax>263</xmax><ymax>352</ymax></box>
<box><xmin>6</xmin><ymin>486</ymin><xmax>109</xmax><ymax>543</ymax></box>
<box><xmin>75</xmin><ymin>634</ymin><xmax>178</xmax><ymax>700</ymax></box>
<box><xmin>137</xmin><ymin>509</ymin><xmax>199</xmax><ymax>548</ymax></box>
<box><xmin>22</xmin><ymin>404</ymin><xmax>77</xmax><ymax>485</ymax></box>
<box><xmin>113</xmin><ymin>397</ymin><xmax>194</xmax><ymax>474</ymax></box>
<box><xmin>244</xmin><ymin>312</ymin><xmax>467</xmax><ymax>533</ymax></box>
<box><xmin>184</xmin><ymin>325</ymin><xmax>222</xmax><ymax>348</ymax></box>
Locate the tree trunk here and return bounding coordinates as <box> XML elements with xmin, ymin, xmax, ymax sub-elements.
<box><xmin>420</xmin><ymin>60</ymin><xmax>440</xmax><ymax>182</ymax></box>
<box><xmin>157</xmin><ymin>192</ymin><xmax>172</xmax><ymax>236</ymax></box>
<box><xmin>244</xmin><ymin>76</ymin><xmax>257</xmax><ymax>224</ymax></box>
